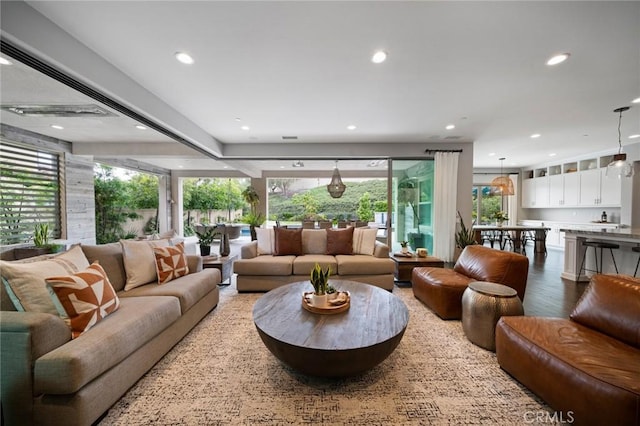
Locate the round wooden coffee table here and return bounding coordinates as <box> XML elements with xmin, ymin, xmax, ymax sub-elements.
<box><xmin>252</xmin><ymin>280</ymin><xmax>409</xmax><ymax>377</ymax></box>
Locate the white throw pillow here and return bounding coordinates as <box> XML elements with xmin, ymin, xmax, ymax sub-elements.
<box><xmin>0</xmin><ymin>245</ymin><xmax>90</xmax><ymax>314</ymax></box>
<box><xmin>120</xmin><ymin>239</ymin><xmax>169</xmax><ymax>290</ymax></box>
<box><xmin>256</xmin><ymin>228</ymin><xmax>275</xmax><ymax>255</ymax></box>
<box><xmin>352</xmin><ymin>227</ymin><xmax>378</xmax><ymax>255</ymax></box>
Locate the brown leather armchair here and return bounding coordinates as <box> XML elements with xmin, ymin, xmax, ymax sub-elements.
<box><xmin>412</xmin><ymin>245</ymin><xmax>529</xmax><ymax>319</ymax></box>
<box><xmin>496</xmin><ymin>274</ymin><xmax>640</xmax><ymax>426</ymax></box>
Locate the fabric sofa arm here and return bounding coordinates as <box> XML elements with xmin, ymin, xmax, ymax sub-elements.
<box><xmin>187</xmin><ymin>255</ymin><xmax>203</xmax><ymax>273</ymax></box>
<box><xmin>241</xmin><ymin>241</ymin><xmax>258</xmax><ymax>259</ymax></box>
<box><xmin>373</xmin><ymin>241</ymin><xmax>390</xmax><ymax>258</ymax></box>
<box><xmin>1</xmin><ymin>311</ymin><xmax>71</xmax><ymax>425</ymax></box>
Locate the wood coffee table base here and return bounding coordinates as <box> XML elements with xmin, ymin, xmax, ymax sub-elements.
<box><xmin>253</xmin><ymin>281</ymin><xmax>409</xmax><ymax>378</ymax></box>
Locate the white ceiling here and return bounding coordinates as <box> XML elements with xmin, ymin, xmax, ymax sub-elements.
<box><xmin>1</xmin><ymin>1</ymin><xmax>639</xmax><ymax>173</ymax></box>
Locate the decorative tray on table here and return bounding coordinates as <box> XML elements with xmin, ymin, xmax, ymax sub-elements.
<box><xmin>302</xmin><ymin>291</ymin><xmax>351</xmax><ymax>314</ymax></box>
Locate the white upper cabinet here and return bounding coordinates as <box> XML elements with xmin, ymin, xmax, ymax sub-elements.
<box><xmin>522</xmin><ymin>156</ymin><xmax>620</xmax><ymax>209</ymax></box>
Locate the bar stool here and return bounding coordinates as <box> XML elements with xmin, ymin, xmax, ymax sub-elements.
<box><xmin>578</xmin><ymin>240</ymin><xmax>619</xmax><ymax>277</ymax></box>
<box><xmin>633</xmin><ymin>246</ymin><xmax>640</xmax><ymax>277</ymax></box>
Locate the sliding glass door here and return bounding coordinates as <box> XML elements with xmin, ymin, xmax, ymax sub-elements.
<box><xmin>390</xmin><ymin>160</ymin><xmax>435</xmax><ymax>254</ymax></box>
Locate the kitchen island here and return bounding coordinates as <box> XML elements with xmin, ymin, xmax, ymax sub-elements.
<box><xmin>561</xmin><ymin>227</ymin><xmax>640</xmax><ymax>281</ymax></box>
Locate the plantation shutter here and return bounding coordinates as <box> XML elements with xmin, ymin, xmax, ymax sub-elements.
<box><xmin>0</xmin><ymin>141</ymin><xmax>61</xmax><ymax>244</ymax></box>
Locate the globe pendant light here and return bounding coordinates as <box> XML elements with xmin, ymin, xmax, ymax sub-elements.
<box><xmin>490</xmin><ymin>157</ymin><xmax>514</xmax><ymax>196</ymax></box>
<box><xmin>327</xmin><ymin>160</ymin><xmax>346</xmax><ymax>198</ymax></box>
<box><xmin>606</xmin><ymin>106</ymin><xmax>634</xmax><ymax>179</ymax></box>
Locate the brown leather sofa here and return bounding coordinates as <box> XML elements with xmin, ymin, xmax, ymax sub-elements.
<box><xmin>412</xmin><ymin>245</ymin><xmax>529</xmax><ymax>319</ymax></box>
<box><xmin>496</xmin><ymin>274</ymin><xmax>640</xmax><ymax>426</ymax></box>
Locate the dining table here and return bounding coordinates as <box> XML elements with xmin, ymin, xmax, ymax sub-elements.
<box><xmin>472</xmin><ymin>225</ymin><xmax>550</xmax><ymax>254</ymax></box>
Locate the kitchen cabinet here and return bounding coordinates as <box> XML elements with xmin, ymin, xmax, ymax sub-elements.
<box><xmin>579</xmin><ymin>168</ymin><xmax>621</xmax><ymax>207</ymax></box>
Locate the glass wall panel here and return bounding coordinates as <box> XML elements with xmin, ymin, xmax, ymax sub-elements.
<box><xmin>390</xmin><ymin>160</ymin><xmax>434</xmax><ymax>254</ymax></box>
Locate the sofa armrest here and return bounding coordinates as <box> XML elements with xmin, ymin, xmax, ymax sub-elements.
<box><xmin>1</xmin><ymin>311</ymin><xmax>71</xmax><ymax>425</ymax></box>
<box><xmin>373</xmin><ymin>241</ymin><xmax>390</xmax><ymax>258</ymax></box>
<box><xmin>187</xmin><ymin>255</ymin><xmax>203</xmax><ymax>273</ymax></box>
<box><xmin>241</xmin><ymin>241</ymin><xmax>258</xmax><ymax>259</ymax></box>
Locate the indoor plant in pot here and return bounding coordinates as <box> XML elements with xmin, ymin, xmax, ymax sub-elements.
<box><xmin>454</xmin><ymin>211</ymin><xmax>477</xmax><ymax>261</ymax></box>
<box><xmin>310</xmin><ymin>263</ymin><xmax>331</xmax><ymax>307</ymax></box>
<box><xmin>196</xmin><ymin>227</ymin><xmax>216</xmax><ymax>256</ymax></box>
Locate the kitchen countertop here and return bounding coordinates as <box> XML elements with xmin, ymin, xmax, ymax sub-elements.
<box><xmin>560</xmin><ymin>227</ymin><xmax>640</xmax><ymax>240</ymax></box>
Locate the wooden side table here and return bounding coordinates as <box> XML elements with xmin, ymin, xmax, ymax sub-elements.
<box><xmin>391</xmin><ymin>255</ymin><xmax>445</xmax><ymax>284</ymax></box>
<box><xmin>202</xmin><ymin>254</ymin><xmax>238</xmax><ymax>285</ymax></box>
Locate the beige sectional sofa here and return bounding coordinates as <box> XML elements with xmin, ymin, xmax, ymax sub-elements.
<box><xmin>0</xmin><ymin>241</ymin><xmax>220</xmax><ymax>426</ymax></box>
<box><xmin>233</xmin><ymin>228</ymin><xmax>395</xmax><ymax>292</ymax></box>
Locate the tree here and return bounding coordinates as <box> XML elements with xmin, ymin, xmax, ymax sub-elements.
<box><xmin>241</xmin><ymin>185</ymin><xmax>265</xmax><ymax>240</ymax></box>
<box><xmin>94</xmin><ymin>165</ymin><xmax>140</xmax><ymax>243</ymax></box>
<box><xmin>292</xmin><ymin>192</ymin><xmax>319</xmax><ymax>219</ymax></box>
<box><xmin>357</xmin><ymin>192</ymin><xmax>374</xmax><ymax>222</ymax></box>
<box><xmin>270</xmin><ymin>178</ymin><xmax>294</xmax><ymax>197</ymax></box>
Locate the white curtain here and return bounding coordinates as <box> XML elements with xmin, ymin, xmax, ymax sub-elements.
<box><xmin>507</xmin><ymin>173</ymin><xmax>518</xmax><ymax>226</ymax></box>
<box><xmin>433</xmin><ymin>152</ymin><xmax>459</xmax><ymax>262</ymax></box>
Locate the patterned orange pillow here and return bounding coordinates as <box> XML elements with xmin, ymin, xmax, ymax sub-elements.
<box><xmin>45</xmin><ymin>262</ymin><xmax>120</xmax><ymax>339</ymax></box>
<box><xmin>153</xmin><ymin>242</ymin><xmax>189</xmax><ymax>284</ymax></box>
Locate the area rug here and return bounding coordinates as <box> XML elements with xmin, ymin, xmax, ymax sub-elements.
<box><xmin>99</xmin><ymin>282</ymin><xmax>555</xmax><ymax>425</ymax></box>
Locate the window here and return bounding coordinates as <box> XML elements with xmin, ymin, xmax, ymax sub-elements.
<box><xmin>472</xmin><ymin>185</ymin><xmax>505</xmax><ymax>225</ymax></box>
<box><xmin>0</xmin><ymin>142</ymin><xmax>60</xmax><ymax>244</ymax></box>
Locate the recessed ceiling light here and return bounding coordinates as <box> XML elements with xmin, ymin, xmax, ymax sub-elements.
<box><xmin>445</xmin><ymin>124</ymin><xmax>455</xmax><ymax>130</ymax></box>
<box><xmin>0</xmin><ymin>57</ymin><xmax>12</xmax><ymax>65</ymax></box>
<box><xmin>546</xmin><ymin>53</ymin><xmax>570</xmax><ymax>66</ymax></box>
<box><xmin>629</xmin><ymin>134</ymin><xmax>640</xmax><ymax>139</ymax></box>
<box><xmin>488</xmin><ymin>152</ymin><xmax>496</xmax><ymax>156</ymax></box>
<box><xmin>178</xmin><ymin>165</ymin><xmax>184</xmax><ymax>168</ymax></box>
<box><xmin>241</xmin><ymin>125</ymin><xmax>250</xmax><ymax>131</ymax></box>
<box><xmin>347</xmin><ymin>125</ymin><xmax>357</xmax><ymax>130</ymax></box>
<box><xmin>371</xmin><ymin>50</ymin><xmax>387</xmax><ymax>64</ymax></box>
<box><xmin>530</xmin><ymin>133</ymin><xmax>541</xmax><ymax>138</ymax></box>
<box><xmin>50</xmin><ymin>124</ymin><xmax>64</xmax><ymax>130</ymax></box>
<box><xmin>174</xmin><ymin>52</ymin><xmax>194</xmax><ymax>65</ymax></box>
<box><xmin>549</xmin><ymin>153</ymin><xmax>556</xmax><ymax>157</ymax></box>
<box><xmin>235</xmin><ymin>117</ymin><xmax>242</xmax><ymax>122</ymax></box>
<box><xmin>632</xmin><ymin>97</ymin><xmax>640</xmax><ymax>104</ymax></box>
<box><xmin>135</xmin><ymin>125</ymin><xmax>147</xmax><ymax>130</ymax></box>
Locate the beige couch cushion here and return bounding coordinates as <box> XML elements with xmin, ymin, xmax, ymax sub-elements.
<box><xmin>81</xmin><ymin>243</ymin><xmax>127</xmax><ymax>292</ymax></box>
<box><xmin>353</xmin><ymin>227</ymin><xmax>378</xmax><ymax>255</ymax></box>
<box><xmin>0</xmin><ymin>245</ymin><xmax>90</xmax><ymax>315</ymax></box>
<box><xmin>119</xmin><ymin>268</ymin><xmax>219</xmax><ymax>314</ymax></box>
<box><xmin>302</xmin><ymin>229</ymin><xmax>327</xmax><ymax>254</ymax></box>
<box><xmin>34</xmin><ymin>295</ymin><xmax>181</xmax><ymax>394</ymax></box>
<box><xmin>256</xmin><ymin>228</ymin><xmax>276</xmax><ymax>255</ymax></box>
<box><xmin>292</xmin><ymin>254</ymin><xmax>338</xmax><ymax>276</ymax></box>
<box><xmin>120</xmin><ymin>239</ymin><xmax>169</xmax><ymax>290</ymax></box>
<box><xmin>335</xmin><ymin>255</ymin><xmax>395</xmax><ymax>275</ymax></box>
<box><xmin>233</xmin><ymin>255</ymin><xmax>295</xmax><ymax>275</ymax></box>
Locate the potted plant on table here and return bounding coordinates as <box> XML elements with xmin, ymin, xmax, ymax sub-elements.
<box><xmin>196</xmin><ymin>227</ymin><xmax>217</xmax><ymax>257</ymax></box>
<box><xmin>400</xmin><ymin>240</ymin><xmax>410</xmax><ymax>253</ymax></box>
<box><xmin>310</xmin><ymin>263</ymin><xmax>331</xmax><ymax>307</ymax></box>
<box><xmin>492</xmin><ymin>211</ymin><xmax>509</xmax><ymax>227</ymax></box>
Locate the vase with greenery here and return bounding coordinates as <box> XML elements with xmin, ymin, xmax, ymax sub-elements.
<box><xmin>400</xmin><ymin>240</ymin><xmax>410</xmax><ymax>253</ymax></box>
<box><xmin>492</xmin><ymin>210</ymin><xmax>509</xmax><ymax>226</ymax></box>
<box><xmin>196</xmin><ymin>227</ymin><xmax>216</xmax><ymax>256</ymax></box>
<box><xmin>310</xmin><ymin>263</ymin><xmax>331</xmax><ymax>307</ymax></box>
<box><xmin>241</xmin><ymin>185</ymin><xmax>265</xmax><ymax>240</ymax></box>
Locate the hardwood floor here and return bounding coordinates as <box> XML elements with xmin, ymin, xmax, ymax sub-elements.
<box><xmin>520</xmin><ymin>247</ymin><xmax>588</xmax><ymax>318</ymax></box>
